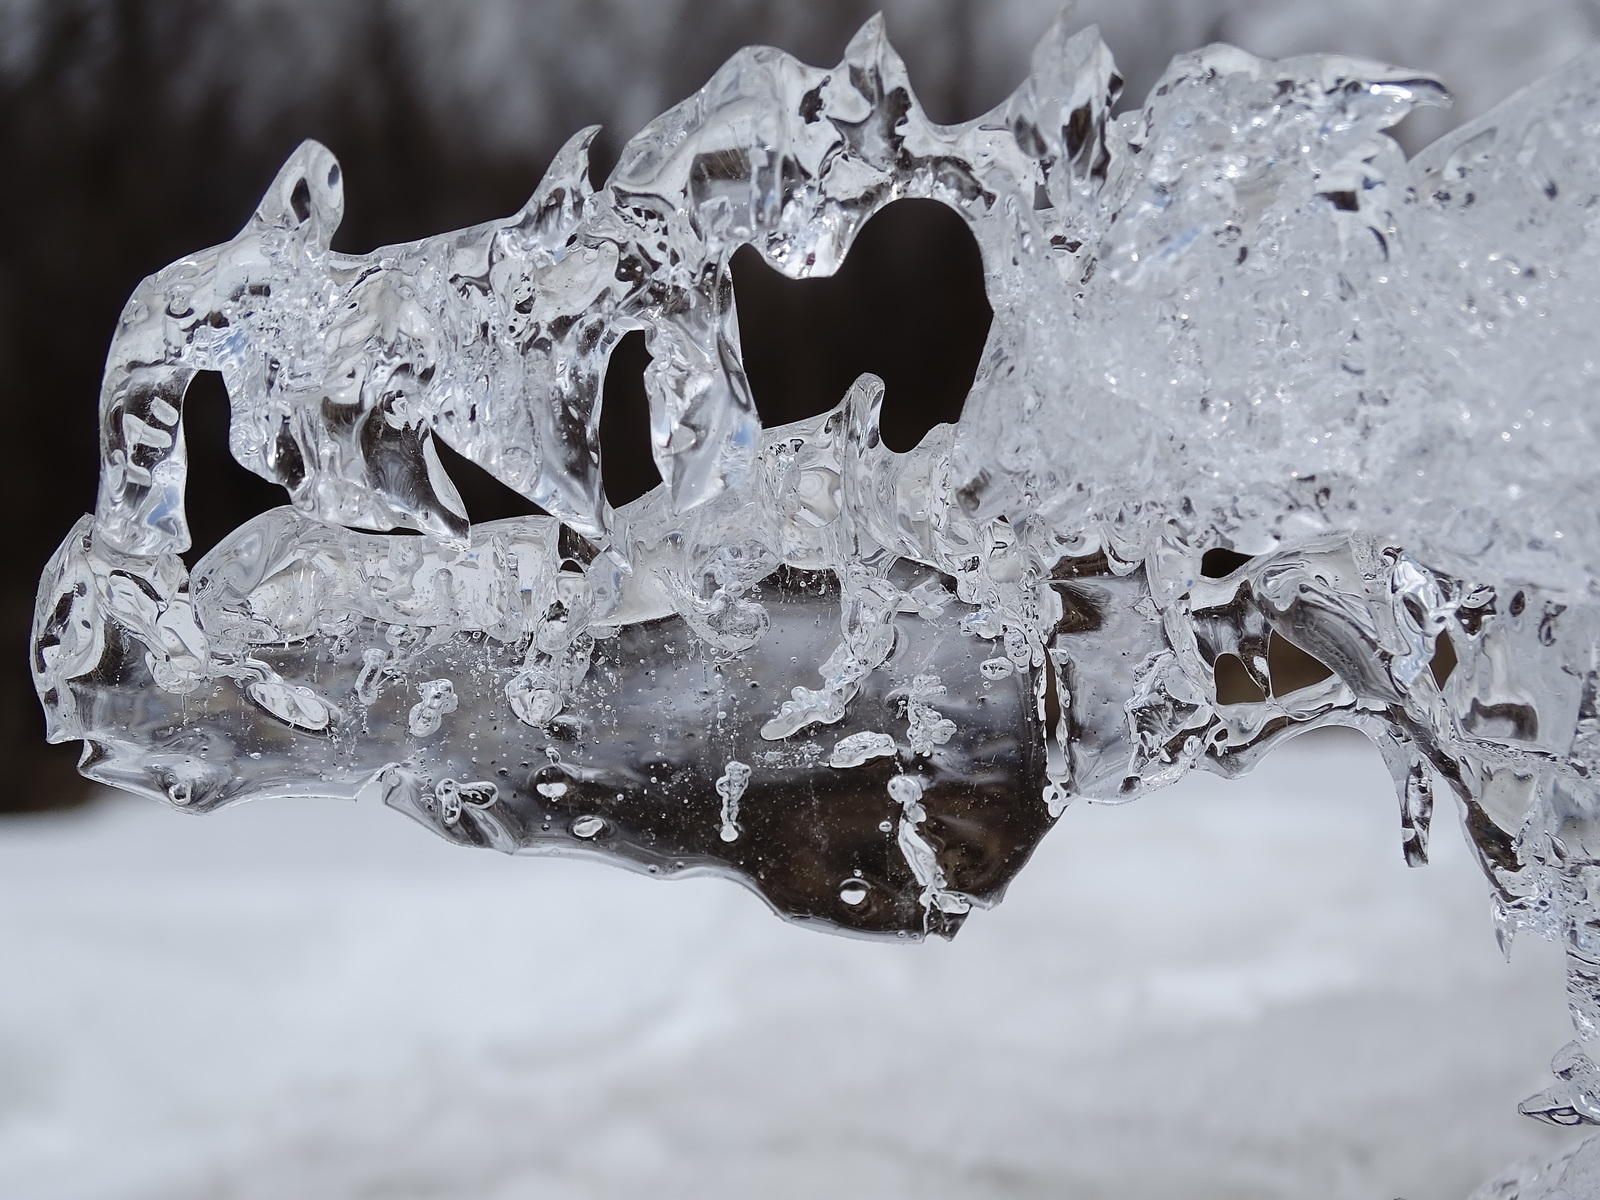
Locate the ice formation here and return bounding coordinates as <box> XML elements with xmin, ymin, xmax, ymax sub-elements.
<box><xmin>30</xmin><ymin>5</ymin><xmax>1600</xmax><ymax>1130</ymax></box>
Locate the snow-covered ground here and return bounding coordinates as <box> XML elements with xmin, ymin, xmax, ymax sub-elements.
<box><xmin>0</xmin><ymin>729</ymin><xmax>1584</xmax><ymax>1198</ymax></box>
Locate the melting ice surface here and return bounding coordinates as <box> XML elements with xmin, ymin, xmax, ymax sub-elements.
<box><xmin>29</xmin><ymin>6</ymin><xmax>1600</xmax><ymax>1138</ymax></box>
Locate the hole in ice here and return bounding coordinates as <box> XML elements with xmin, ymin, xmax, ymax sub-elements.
<box><xmin>1040</xmin><ymin>649</ymin><xmax>1063</xmax><ymax>733</ymax></box>
<box><xmin>428</xmin><ymin>436</ymin><xmax>546</xmax><ymax>524</ymax></box>
<box><xmin>1266</xmin><ymin>631</ymin><xmax>1335</xmax><ymax>696</ymax></box>
<box><xmin>1200</xmin><ymin>547</ymin><xmax>1254</xmax><ymax>578</ymax></box>
<box><xmin>729</xmin><ymin>198</ymin><xmax>991</xmax><ymax>452</ymax></box>
<box><xmin>1213</xmin><ymin>653</ymin><xmax>1266</xmax><ymax>705</ymax></box>
<box><xmin>1431</xmin><ymin>632</ymin><xmax>1459</xmax><ymax>688</ymax></box>
<box><xmin>599</xmin><ymin>329</ymin><xmax>662</xmax><ymax>508</ymax></box>
<box><xmin>289</xmin><ymin>177</ymin><xmax>312</xmax><ymax>224</ymax></box>
<box><xmin>180</xmin><ymin>371</ymin><xmax>290</xmax><ymax>568</ymax></box>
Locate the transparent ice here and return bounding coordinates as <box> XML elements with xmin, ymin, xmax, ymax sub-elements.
<box><xmin>29</xmin><ymin>3</ymin><xmax>1600</xmax><ymax>1146</ymax></box>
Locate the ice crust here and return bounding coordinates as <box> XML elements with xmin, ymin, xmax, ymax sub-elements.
<box><xmin>29</xmin><ymin>6</ymin><xmax>1600</xmax><ymax>1123</ymax></box>
<box><xmin>1470</xmin><ymin>1134</ymin><xmax>1600</xmax><ymax>1200</ymax></box>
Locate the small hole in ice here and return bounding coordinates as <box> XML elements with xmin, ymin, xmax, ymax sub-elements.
<box><xmin>1200</xmin><ymin>547</ymin><xmax>1254</xmax><ymax>578</ymax></box>
<box><xmin>729</xmin><ymin>198</ymin><xmax>991</xmax><ymax>452</ymax></box>
<box><xmin>430</xmin><ymin>436</ymin><xmax>545</xmax><ymax>524</ymax></box>
<box><xmin>599</xmin><ymin>330</ymin><xmax>662</xmax><ymax>508</ymax></box>
<box><xmin>1430</xmin><ymin>632</ymin><xmax>1458</xmax><ymax>688</ymax></box>
<box><xmin>1213</xmin><ymin>653</ymin><xmax>1266</xmax><ymax>705</ymax></box>
<box><xmin>290</xmin><ymin>177</ymin><xmax>312</xmax><ymax>223</ymax></box>
<box><xmin>180</xmin><ymin>371</ymin><xmax>291</xmax><ymax>568</ymax></box>
<box><xmin>839</xmin><ymin>880</ymin><xmax>869</xmax><ymax>906</ymax></box>
<box><xmin>1266</xmin><ymin>631</ymin><xmax>1335</xmax><ymax>696</ymax></box>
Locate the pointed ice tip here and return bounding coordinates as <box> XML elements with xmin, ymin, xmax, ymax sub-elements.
<box><xmin>842</xmin><ymin>372</ymin><xmax>887</xmax><ymax>447</ymax></box>
<box><xmin>844</xmin><ymin>12</ymin><xmax>889</xmax><ymax>63</ymax></box>
<box><xmin>1028</xmin><ymin>8</ymin><xmax>1116</xmax><ymax>98</ymax></box>
<box><xmin>846</xmin><ymin>370</ymin><xmax>886</xmax><ymax>409</ymax></box>
<box><xmin>1552</xmin><ymin>1039</ymin><xmax>1590</xmax><ymax>1075</ymax></box>
<box><xmin>545</xmin><ymin>125</ymin><xmax>602</xmax><ymax>198</ymax></box>
<box><xmin>1284</xmin><ymin>53</ymin><xmax>1451</xmax><ymax>113</ymax></box>
<box><xmin>1030</xmin><ymin>1</ymin><xmax>1085</xmax><ymax>59</ymax></box>
<box><xmin>253</xmin><ymin>139</ymin><xmax>345</xmax><ymax>238</ymax></box>
<box><xmin>1492</xmin><ymin>899</ymin><xmax>1516</xmax><ymax>960</ymax></box>
<box><xmin>1365</xmin><ymin>68</ymin><xmax>1452</xmax><ymax>111</ymax></box>
<box><xmin>1030</xmin><ymin>19</ymin><xmax>1077</xmax><ymax>69</ymax></box>
<box><xmin>1519</xmin><ymin>1086</ymin><xmax>1586</xmax><ymax>1126</ymax></box>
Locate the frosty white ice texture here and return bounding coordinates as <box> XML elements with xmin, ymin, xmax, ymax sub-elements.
<box><xmin>29</xmin><ymin>10</ymin><xmax>1600</xmax><ymax>1131</ymax></box>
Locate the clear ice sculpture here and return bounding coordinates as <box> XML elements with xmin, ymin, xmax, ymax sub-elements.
<box><xmin>29</xmin><ymin>4</ymin><xmax>1600</xmax><ymax>1135</ymax></box>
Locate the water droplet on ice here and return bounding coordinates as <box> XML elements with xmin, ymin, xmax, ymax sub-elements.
<box><xmin>839</xmin><ymin>880</ymin><xmax>869</xmax><ymax>905</ymax></box>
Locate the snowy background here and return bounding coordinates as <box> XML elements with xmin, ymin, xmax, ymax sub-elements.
<box><xmin>7</xmin><ymin>0</ymin><xmax>1600</xmax><ymax>1195</ymax></box>
<box><xmin>0</xmin><ymin>733</ymin><xmax>1587</xmax><ymax>1198</ymax></box>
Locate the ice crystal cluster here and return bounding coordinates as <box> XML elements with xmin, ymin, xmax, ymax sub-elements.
<box><xmin>30</xmin><ymin>6</ymin><xmax>1600</xmax><ymax>1128</ymax></box>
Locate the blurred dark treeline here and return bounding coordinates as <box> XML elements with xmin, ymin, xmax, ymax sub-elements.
<box><xmin>0</xmin><ymin>0</ymin><xmax>999</xmax><ymax>810</ymax></box>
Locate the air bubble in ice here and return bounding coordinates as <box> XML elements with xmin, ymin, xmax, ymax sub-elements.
<box><xmin>434</xmin><ymin>778</ymin><xmax>498</xmax><ymax>828</ymax></box>
<box><xmin>829</xmin><ymin>732</ymin><xmax>898</xmax><ymax>769</ymax></box>
<box><xmin>716</xmin><ymin>760</ymin><xmax>750</xmax><ymax>843</ymax></box>
<box><xmin>409</xmin><ymin>680</ymin><xmax>458</xmax><ymax>739</ymax></box>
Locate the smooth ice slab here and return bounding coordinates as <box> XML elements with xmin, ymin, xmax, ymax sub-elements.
<box><xmin>30</xmin><ymin>4</ymin><xmax>1600</xmax><ymax>1132</ymax></box>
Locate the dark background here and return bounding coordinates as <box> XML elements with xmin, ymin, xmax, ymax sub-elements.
<box><xmin>1</xmin><ymin>0</ymin><xmax>1588</xmax><ymax>810</ymax></box>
